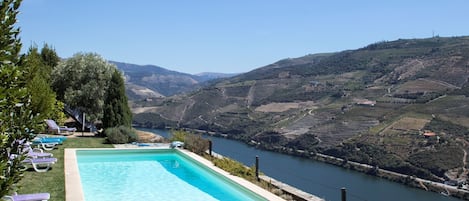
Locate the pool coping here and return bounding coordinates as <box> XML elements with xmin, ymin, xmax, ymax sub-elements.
<box><xmin>64</xmin><ymin>147</ymin><xmax>285</xmax><ymax>201</ymax></box>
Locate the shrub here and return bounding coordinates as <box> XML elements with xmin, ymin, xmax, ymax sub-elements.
<box><xmin>105</xmin><ymin>126</ymin><xmax>138</xmax><ymax>144</ymax></box>
<box><xmin>185</xmin><ymin>133</ymin><xmax>209</xmax><ymax>155</ymax></box>
<box><xmin>169</xmin><ymin>130</ymin><xmax>209</xmax><ymax>155</ymax></box>
<box><xmin>169</xmin><ymin>129</ymin><xmax>186</xmax><ymax>142</ymax></box>
<box><xmin>212</xmin><ymin>157</ymin><xmax>256</xmax><ymax>179</ymax></box>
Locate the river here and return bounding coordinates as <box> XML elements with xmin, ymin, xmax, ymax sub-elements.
<box><xmin>139</xmin><ymin>128</ymin><xmax>462</xmax><ymax>201</ymax></box>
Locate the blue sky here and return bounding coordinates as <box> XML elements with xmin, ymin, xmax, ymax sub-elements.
<box><xmin>18</xmin><ymin>0</ymin><xmax>469</xmax><ymax>74</ymax></box>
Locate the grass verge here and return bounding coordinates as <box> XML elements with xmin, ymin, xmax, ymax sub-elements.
<box><xmin>16</xmin><ymin>137</ymin><xmax>112</xmax><ymax>201</ymax></box>
<box><xmin>205</xmin><ymin>154</ymin><xmax>295</xmax><ymax>200</ymax></box>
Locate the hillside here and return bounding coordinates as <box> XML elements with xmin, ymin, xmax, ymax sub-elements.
<box><xmin>132</xmin><ymin>36</ymin><xmax>469</xmax><ymax>182</ymax></box>
<box><xmin>111</xmin><ymin>61</ymin><xmax>235</xmax><ymax>99</ymax></box>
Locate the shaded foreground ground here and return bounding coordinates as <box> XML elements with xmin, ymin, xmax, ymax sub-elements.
<box><xmin>16</xmin><ymin>137</ymin><xmax>113</xmax><ymax>201</ymax></box>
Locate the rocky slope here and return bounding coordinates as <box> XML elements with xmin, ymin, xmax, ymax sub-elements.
<box><xmin>111</xmin><ymin>61</ymin><xmax>235</xmax><ymax>100</ymax></box>
<box><xmin>132</xmin><ymin>36</ymin><xmax>469</xmax><ymax>182</ymax></box>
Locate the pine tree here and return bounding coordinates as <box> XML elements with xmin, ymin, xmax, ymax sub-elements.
<box><xmin>40</xmin><ymin>43</ymin><xmax>60</xmax><ymax>69</ymax></box>
<box><xmin>22</xmin><ymin>46</ymin><xmax>64</xmax><ymax>124</ymax></box>
<box><xmin>103</xmin><ymin>69</ymin><xmax>132</xmax><ymax>128</ymax></box>
<box><xmin>0</xmin><ymin>0</ymin><xmax>39</xmax><ymax>196</ymax></box>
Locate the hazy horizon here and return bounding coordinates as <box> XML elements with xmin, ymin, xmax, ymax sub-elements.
<box><xmin>18</xmin><ymin>0</ymin><xmax>469</xmax><ymax>74</ymax></box>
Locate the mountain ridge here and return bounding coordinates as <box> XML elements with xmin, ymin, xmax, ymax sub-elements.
<box><xmin>131</xmin><ymin>36</ymin><xmax>469</xmax><ymax>183</ymax></box>
<box><xmin>110</xmin><ymin>61</ymin><xmax>236</xmax><ymax>99</ymax></box>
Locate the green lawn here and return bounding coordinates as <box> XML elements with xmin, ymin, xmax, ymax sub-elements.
<box><xmin>16</xmin><ymin>137</ymin><xmax>113</xmax><ymax>201</ymax></box>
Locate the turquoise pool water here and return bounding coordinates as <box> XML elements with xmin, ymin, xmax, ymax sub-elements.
<box><xmin>77</xmin><ymin>149</ymin><xmax>267</xmax><ymax>201</ymax></box>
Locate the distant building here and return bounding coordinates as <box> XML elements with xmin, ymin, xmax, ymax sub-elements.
<box><xmin>423</xmin><ymin>132</ymin><xmax>436</xmax><ymax>137</ymax></box>
<box><xmin>356</xmin><ymin>99</ymin><xmax>376</xmax><ymax>106</ymax></box>
<box><xmin>309</xmin><ymin>80</ymin><xmax>322</xmax><ymax>86</ymax></box>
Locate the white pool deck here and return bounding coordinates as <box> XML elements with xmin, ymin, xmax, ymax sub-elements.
<box><xmin>64</xmin><ymin>146</ymin><xmax>286</xmax><ymax>201</ymax></box>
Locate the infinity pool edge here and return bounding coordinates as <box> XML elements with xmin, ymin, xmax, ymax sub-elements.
<box><xmin>65</xmin><ymin>148</ymin><xmax>285</xmax><ymax>201</ymax></box>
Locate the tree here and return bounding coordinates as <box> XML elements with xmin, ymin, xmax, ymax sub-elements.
<box><xmin>21</xmin><ymin>46</ymin><xmax>65</xmax><ymax>123</ymax></box>
<box><xmin>51</xmin><ymin>52</ymin><xmax>114</xmax><ymax>122</ymax></box>
<box><xmin>0</xmin><ymin>0</ymin><xmax>39</xmax><ymax>196</ymax></box>
<box><xmin>102</xmin><ymin>69</ymin><xmax>132</xmax><ymax>128</ymax></box>
<box><xmin>40</xmin><ymin>44</ymin><xmax>60</xmax><ymax>69</ymax></box>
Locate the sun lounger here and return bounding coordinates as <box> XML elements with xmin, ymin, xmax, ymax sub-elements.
<box><xmin>22</xmin><ymin>157</ymin><xmax>57</xmax><ymax>172</ymax></box>
<box><xmin>14</xmin><ymin>140</ymin><xmax>54</xmax><ymax>156</ymax></box>
<box><xmin>3</xmin><ymin>192</ymin><xmax>50</xmax><ymax>201</ymax></box>
<box><xmin>30</xmin><ymin>141</ymin><xmax>59</xmax><ymax>151</ymax></box>
<box><xmin>45</xmin><ymin>119</ymin><xmax>76</xmax><ymax>135</ymax></box>
<box><xmin>24</xmin><ymin>146</ymin><xmax>53</xmax><ymax>158</ymax></box>
<box><xmin>32</xmin><ymin>137</ymin><xmax>64</xmax><ymax>144</ymax></box>
<box><xmin>36</xmin><ymin>134</ymin><xmax>67</xmax><ymax>141</ymax></box>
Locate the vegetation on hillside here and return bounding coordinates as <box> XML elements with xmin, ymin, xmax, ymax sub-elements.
<box><xmin>133</xmin><ymin>36</ymin><xmax>469</xmax><ymax>182</ymax></box>
<box><xmin>112</xmin><ymin>61</ymin><xmax>237</xmax><ymax>100</ymax></box>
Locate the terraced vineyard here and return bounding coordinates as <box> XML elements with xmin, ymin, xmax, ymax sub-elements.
<box><xmin>132</xmin><ymin>36</ymin><xmax>469</xmax><ymax>182</ymax></box>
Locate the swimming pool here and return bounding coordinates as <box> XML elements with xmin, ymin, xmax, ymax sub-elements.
<box><xmin>66</xmin><ymin>148</ymin><xmax>282</xmax><ymax>201</ymax></box>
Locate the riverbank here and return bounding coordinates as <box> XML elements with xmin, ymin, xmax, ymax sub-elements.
<box><xmin>208</xmin><ymin>150</ymin><xmax>324</xmax><ymax>201</ymax></box>
<box><xmin>310</xmin><ymin>152</ymin><xmax>469</xmax><ymax>200</ymax></box>
<box><xmin>177</xmin><ymin>127</ymin><xmax>469</xmax><ymax>200</ymax></box>
<box><xmin>252</xmin><ymin>142</ymin><xmax>469</xmax><ymax>200</ymax></box>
